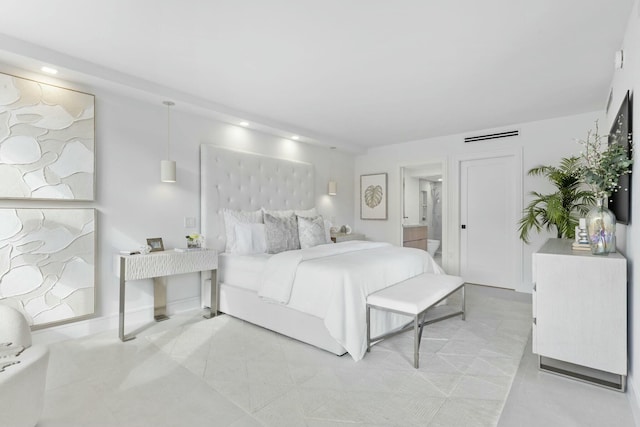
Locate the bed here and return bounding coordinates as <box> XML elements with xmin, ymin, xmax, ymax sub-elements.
<box><xmin>200</xmin><ymin>146</ymin><xmax>443</xmax><ymax>360</ymax></box>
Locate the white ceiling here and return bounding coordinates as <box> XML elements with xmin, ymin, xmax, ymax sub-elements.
<box><xmin>0</xmin><ymin>0</ymin><xmax>634</xmax><ymax>151</ymax></box>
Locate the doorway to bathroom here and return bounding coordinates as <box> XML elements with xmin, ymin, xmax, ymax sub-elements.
<box><xmin>401</xmin><ymin>162</ymin><xmax>446</xmax><ymax>269</ymax></box>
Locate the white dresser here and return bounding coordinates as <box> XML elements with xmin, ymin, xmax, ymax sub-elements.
<box><xmin>532</xmin><ymin>238</ymin><xmax>627</xmax><ymax>390</ymax></box>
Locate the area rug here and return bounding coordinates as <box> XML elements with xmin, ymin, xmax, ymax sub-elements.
<box><xmin>148</xmin><ymin>285</ymin><xmax>532</xmax><ymax>426</ymax></box>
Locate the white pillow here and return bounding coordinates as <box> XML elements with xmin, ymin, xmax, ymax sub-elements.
<box><xmin>234</xmin><ymin>223</ymin><xmax>267</xmax><ymax>254</ymax></box>
<box><xmin>222</xmin><ymin>209</ymin><xmax>263</xmax><ymax>253</ymax></box>
<box><xmin>298</xmin><ymin>215</ymin><xmax>328</xmax><ymax>249</ymax></box>
<box><xmin>295</xmin><ymin>207</ymin><xmax>318</xmax><ymax>217</ymax></box>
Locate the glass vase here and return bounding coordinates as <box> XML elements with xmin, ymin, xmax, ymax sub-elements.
<box><xmin>586</xmin><ymin>198</ymin><xmax>616</xmax><ymax>255</ymax></box>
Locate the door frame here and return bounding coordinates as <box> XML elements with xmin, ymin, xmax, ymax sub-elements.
<box><xmin>452</xmin><ymin>148</ymin><xmax>523</xmax><ymax>288</ymax></box>
<box><xmin>399</xmin><ymin>159</ymin><xmax>449</xmax><ymax>272</ymax></box>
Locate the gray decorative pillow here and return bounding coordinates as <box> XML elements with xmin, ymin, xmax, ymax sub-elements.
<box><xmin>298</xmin><ymin>215</ymin><xmax>328</xmax><ymax>249</ymax></box>
<box><xmin>264</xmin><ymin>213</ymin><xmax>300</xmax><ymax>254</ymax></box>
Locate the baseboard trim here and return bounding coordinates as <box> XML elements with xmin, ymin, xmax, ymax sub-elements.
<box><xmin>627</xmin><ymin>373</ymin><xmax>640</xmax><ymax>425</ymax></box>
<box><xmin>31</xmin><ymin>297</ymin><xmax>200</xmax><ymax>345</ymax></box>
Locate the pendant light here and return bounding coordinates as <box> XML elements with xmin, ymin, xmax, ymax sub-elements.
<box><xmin>328</xmin><ymin>147</ymin><xmax>337</xmax><ymax>196</ymax></box>
<box><xmin>161</xmin><ymin>100</ymin><xmax>176</xmax><ymax>183</ymax></box>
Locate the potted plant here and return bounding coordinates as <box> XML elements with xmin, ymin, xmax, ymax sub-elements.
<box><xmin>519</xmin><ymin>156</ymin><xmax>594</xmax><ymax>243</ymax></box>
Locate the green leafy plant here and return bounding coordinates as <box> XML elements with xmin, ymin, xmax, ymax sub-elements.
<box><xmin>577</xmin><ymin>121</ymin><xmax>633</xmax><ymax>198</ymax></box>
<box><xmin>519</xmin><ymin>156</ymin><xmax>595</xmax><ymax>243</ymax></box>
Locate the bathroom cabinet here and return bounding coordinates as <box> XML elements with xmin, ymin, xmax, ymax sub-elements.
<box><xmin>403</xmin><ymin>225</ymin><xmax>428</xmax><ymax>251</ymax></box>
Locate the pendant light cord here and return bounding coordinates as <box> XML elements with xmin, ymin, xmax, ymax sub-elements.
<box><xmin>163</xmin><ymin>101</ymin><xmax>174</xmax><ymax>160</ymax></box>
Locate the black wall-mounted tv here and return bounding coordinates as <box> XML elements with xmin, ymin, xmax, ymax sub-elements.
<box><xmin>608</xmin><ymin>90</ymin><xmax>633</xmax><ymax>224</ymax></box>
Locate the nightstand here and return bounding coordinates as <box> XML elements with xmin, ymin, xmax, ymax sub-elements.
<box><xmin>331</xmin><ymin>232</ymin><xmax>365</xmax><ymax>243</ymax></box>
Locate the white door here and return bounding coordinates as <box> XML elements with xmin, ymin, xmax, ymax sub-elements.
<box><xmin>460</xmin><ymin>155</ymin><xmax>518</xmax><ymax>289</ymax></box>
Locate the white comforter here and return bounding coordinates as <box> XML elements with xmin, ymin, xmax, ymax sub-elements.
<box><xmin>258</xmin><ymin>241</ymin><xmax>444</xmax><ymax>361</ymax></box>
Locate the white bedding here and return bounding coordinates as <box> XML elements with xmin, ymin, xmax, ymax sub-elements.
<box><xmin>218</xmin><ymin>253</ymin><xmax>270</xmax><ymax>291</ymax></box>
<box><xmin>258</xmin><ymin>241</ymin><xmax>444</xmax><ymax>360</ymax></box>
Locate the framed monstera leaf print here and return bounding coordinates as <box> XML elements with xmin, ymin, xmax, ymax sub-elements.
<box><xmin>360</xmin><ymin>173</ymin><xmax>387</xmax><ymax>220</ymax></box>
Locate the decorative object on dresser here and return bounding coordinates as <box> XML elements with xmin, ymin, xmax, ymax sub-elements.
<box><xmin>403</xmin><ymin>225</ymin><xmax>428</xmax><ymax>251</ymax></box>
<box><xmin>577</xmin><ymin>120</ymin><xmax>633</xmax><ymax>254</ymax></box>
<box><xmin>0</xmin><ymin>72</ymin><xmax>95</xmax><ymax>200</ymax></box>
<box><xmin>361</xmin><ymin>173</ymin><xmax>388</xmax><ymax>220</ymax></box>
<box><xmin>116</xmin><ymin>249</ymin><xmax>218</xmax><ymax>341</ymax></box>
<box><xmin>585</xmin><ymin>199</ymin><xmax>616</xmax><ymax>255</ymax></box>
<box><xmin>533</xmin><ymin>238</ymin><xmax>627</xmax><ymax>390</ymax></box>
<box><xmin>146</xmin><ymin>237</ymin><xmax>164</xmax><ymax>252</ymax></box>
<box><xmin>0</xmin><ymin>208</ymin><xmax>96</xmax><ymax>328</ymax></box>
<box><xmin>571</xmin><ymin>218</ymin><xmax>591</xmax><ymax>251</ymax></box>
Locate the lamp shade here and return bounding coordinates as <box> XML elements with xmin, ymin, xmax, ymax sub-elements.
<box><xmin>328</xmin><ymin>180</ymin><xmax>337</xmax><ymax>196</ymax></box>
<box><xmin>161</xmin><ymin>160</ymin><xmax>176</xmax><ymax>182</ymax></box>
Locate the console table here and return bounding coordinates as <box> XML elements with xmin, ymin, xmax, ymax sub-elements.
<box><xmin>533</xmin><ymin>238</ymin><xmax>627</xmax><ymax>390</ymax></box>
<box><xmin>331</xmin><ymin>232</ymin><xmax>365</xmax><ymax>242</ymax></box>
<box><xmin>117</xmin><ymin>249</ymin><xmax>218</xmax><ymax>342</ymax></box>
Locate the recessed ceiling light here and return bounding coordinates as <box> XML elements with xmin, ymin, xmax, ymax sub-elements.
<box><xmin>437</xmin><ymin>178</ymin><xmax>443</xmax><ymax>182</ymax></box>
<box><xmin>292</xmin><ymin>135</ymin><xmax>299</xmax><ymax>140</ymax></box>
<box><xmin>41</xmin><ymin>66</ymin><xmax>58</xmax><ymax>75</ymax></box>
<box><xmin>239</xmin><ymin>121</ymin><xmax>249</xmax><ymax>127</ymax></box>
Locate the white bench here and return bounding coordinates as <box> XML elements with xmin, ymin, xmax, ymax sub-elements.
<box><xmin>366</xmin><ymin>273</ymin><xmax>465</xmax><ymax>368</ymax></box>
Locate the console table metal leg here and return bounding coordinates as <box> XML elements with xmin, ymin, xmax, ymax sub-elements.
<box><xmin>203</xmin><ymin>269</ymin><xmax>218</xmax><ymax>319</ymax></box>
<box><xmin>119</xmin><ymin>257</ymin><xmax>134</xmax><ymax>342</ymax></box>
<box><xmin>153</xmin><ymin>277</ymin><xmax>169</xmax><ymax>321</ymax></box>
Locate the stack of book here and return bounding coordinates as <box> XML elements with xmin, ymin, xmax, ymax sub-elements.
<box><xmin>571</xmin><ymin>242</ymin><xmax>591</xmax><ymax>251</ymax></box>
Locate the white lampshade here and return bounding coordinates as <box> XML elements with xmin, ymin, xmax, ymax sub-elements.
<box><xmin>161</xmin><ymin>160</ymin><xmax>176</xmax><ymax>182</ymax></box>
<box><xmin>328</xmin><ymin>180</ymin><xmax>337</xmax><ymax>196</ymax></box>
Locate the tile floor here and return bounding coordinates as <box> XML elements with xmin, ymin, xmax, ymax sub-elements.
<box><xmin>36</xmin><ymin>285</ymin><xmax>636</xmax><ymax>426</ymax></box>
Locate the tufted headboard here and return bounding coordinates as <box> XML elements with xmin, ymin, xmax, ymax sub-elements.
<box><xmin>200</xmin><ymin>145</ymin><xmax>315</xmax><ymax>252</ymax></box>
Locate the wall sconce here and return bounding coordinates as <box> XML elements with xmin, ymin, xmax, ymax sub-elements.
<box><xmin>328</xmin><ymin>180</ymin><xmax>337</xmax><ymax>196</ymax></box>
<box><xmin>161</xmin><ymin>100</ymin><xmax>176</xmax><ymax>183</ymax></box>
<box><xmin>328</xmin><ymin>146</ymin><xmax>337</xmax><ymax>196</ymax></box>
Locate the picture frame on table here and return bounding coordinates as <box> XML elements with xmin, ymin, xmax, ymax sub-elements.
<box><xmin>146</xmin><ymin>237</ymin><xmax>165</xmax><ymax>252</ymax></box>
<box><xmin>360</xmin><ymin>173</ymin><xmax>388</xmax><ymax>220</ymax></box>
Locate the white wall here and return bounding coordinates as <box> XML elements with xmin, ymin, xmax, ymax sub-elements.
<box><xmin>0</xmin><ymin>63</ymin><xmax>356</xmax><ymax>341</ymax></box>
<box><xmin>354</xmin><ymin>111</ymin><xmax>603</xmax><ymax>291</ymax></box>
<box><xmin>608</xmin><ymin>0</ymin><xmax>640</xmax><ymax>415</ymax></box>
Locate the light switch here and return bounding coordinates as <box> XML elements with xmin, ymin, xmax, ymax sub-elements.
<box><xmin>184</xmin><ymin>217</ymin><xmax>196</xmax><ymax>228</ymax></box>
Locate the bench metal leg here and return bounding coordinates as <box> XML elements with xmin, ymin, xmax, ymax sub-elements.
<box><xmin>414</xmin><ymin>315</ymin><xmax>420</xmax><ymax>368</ymax></box>
<box><xmin>366</xmin><ymin>305</ymin><xmax>371</xmax><ymax>353</ymax></box>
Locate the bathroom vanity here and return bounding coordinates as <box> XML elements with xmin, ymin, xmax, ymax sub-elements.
<box><xmin>403</xmin><ymin>225</ymin><xmax>428</xmax><ymax>251</ymax></box>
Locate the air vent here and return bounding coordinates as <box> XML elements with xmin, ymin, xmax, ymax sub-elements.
<box><xmin>464</xmin><ymin>130</ymin><xmax>519</xmax><ymax>143</ymax></box>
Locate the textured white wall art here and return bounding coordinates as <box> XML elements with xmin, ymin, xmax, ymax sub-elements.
<box><xmin>0</xmin><ymin>208</ymin><xmax>95</xmax><ymax>327</ymax></box>
<box><xmin>0</xmin><ymin>72</ymin><xmax>95</xmax><ymax>200</ymax></box>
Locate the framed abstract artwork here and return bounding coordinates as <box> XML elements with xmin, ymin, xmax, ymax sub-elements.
<box><xmin>361</xmin><ymin>173</ymin><xmax>388</xmax><ymax>220</ymax></box>
<box><xmin>0</xmin><ymin>208</ymin><xmax>95</xmax><ymax>328</ymax></box>
<box><xmin>0</xmin><ymin>72</ymin><xmax>95</xmax><ymax>200</ymax></box>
